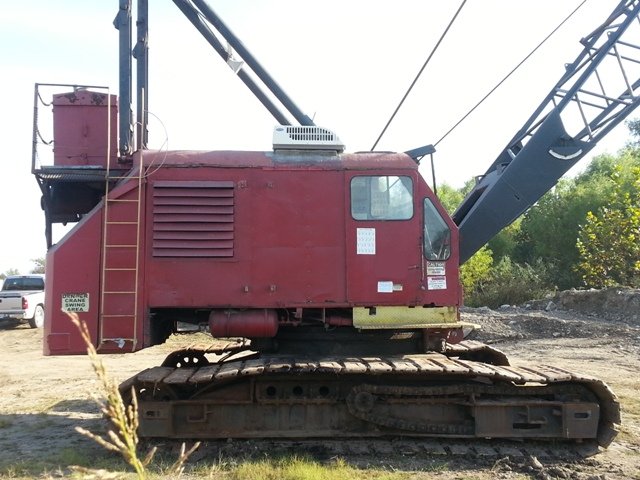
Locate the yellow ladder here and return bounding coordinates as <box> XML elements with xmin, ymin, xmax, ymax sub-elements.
<box><xmin>98</xmin><ymin>157</ymin><xmax>144</xmax><ymax>352</ymax></box>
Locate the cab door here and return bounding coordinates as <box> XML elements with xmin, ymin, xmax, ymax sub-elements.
<box><xmin>345</xmin><ymin>173</ymin><xmax>423</xmax><ymax>305</ymax></box>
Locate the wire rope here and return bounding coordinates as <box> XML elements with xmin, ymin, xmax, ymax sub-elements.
<box><xmin>371</xmin><ymin>0</ymin><xmax>468</xmax><ymax>151</ymax></box>
<box><xmin>434</xmin><ymin>0</ymin><xmax>588</xmax><ymax>147</ymax></box>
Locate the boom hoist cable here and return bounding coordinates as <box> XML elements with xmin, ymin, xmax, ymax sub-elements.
<box><xmin>395</xmin><ymin>1</ymin><xmax>588</xmax><ymax>199</ymax></box>
<box><xmin>434</xmin><ymin>0</ymin><xmax>588</xmax><ymax>148</ymax></box>
<box><xmin>402</xmin><ymin>0</ymin><xmax>587</xmax><ymax>165</ymax></box>
<box><xmin>371</xmin><ymin>0</ymin><xmax>468</xmax><ymax>151</ymax></box>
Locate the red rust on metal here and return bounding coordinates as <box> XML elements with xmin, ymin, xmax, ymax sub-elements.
<box><xmin>340</xmin><ymin>359</ymin><xmax>368</xmax><ymax>373</ymax></box>
<box><xmin>239</xmin><ymin>359</ymin><xmax>266</xmax><ymax>376</ymax></box>
<box><xmin>164</xmin><ymin>367</ymin><xmax>197</xmax><ymax>384</ymax></box>
<box><xmin>127</xmin><ymin>351</ymin><xmax>619</xmax><ymax>447</ymax></box>
<box><xmin>476</xmin><ymin>364</ymin><xmax>526</xmax><ymax>382</ymax></box>
<box><xmin>363</xmin><ymin>358</ymin><xmax>393</xmax><ymax>374</ymax></box>
<box><xmin>188</xmin><ymin>365</ymin><xmax>221</xmax><ymax>384</ymax></box>
<box><xmin>214</xmin><ymin>363</ymin><xmax>242</xmax><ymax>380</ymax></box>
<box><xmin>137</xmin><ymin>367</ymin><xmax>174</xmax><ymax>383</ymax></box>
<box><xmin>406</xmin><ymin>356</ymin><xmax>446</xmax><ymax>373</ymax></box>
<box><xmin>385</xmin><ymin>358</ymin><xmax>419</xmax><ymax>372</ymax></box>
<box><xmin>317</xmin><ymin>359</ymin><xmax>344</xmax><ymax>373</ymax></box>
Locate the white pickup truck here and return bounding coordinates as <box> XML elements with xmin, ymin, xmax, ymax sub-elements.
<box><xmin>0</xmin><ymin>275</ymin><xmax>45</xmax><ymax>328</ymax></box>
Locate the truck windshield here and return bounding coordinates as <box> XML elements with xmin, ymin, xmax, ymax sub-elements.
<box><xmin>423</xmin><ymin>198</ymin><xmax>451</xmax><ymax>260</ymax></box>
<box><xmin>351</xmin><ymin>176</ymin><xmax>413</xmax><ymax>220</ymax></box>
<box><xmin>2</xmin><ymin>277</ymin><xmax>45</xmax><ymax>291</ymax></box>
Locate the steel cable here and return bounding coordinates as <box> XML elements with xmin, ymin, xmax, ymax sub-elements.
<box><xmin>371</xmin><ymin>0</ymin><xmax>468</xmax><ymax>151</ymax></box>
<box><xmin>434</xmin><ymin>0</ymin><xmax>588</xmax><ymax>147</ymax></box>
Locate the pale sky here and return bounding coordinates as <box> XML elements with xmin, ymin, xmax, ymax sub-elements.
<box><xmin>0</xmin><ymin>0</ymin><xmax>634</xmax><ymax>274</ymax></box>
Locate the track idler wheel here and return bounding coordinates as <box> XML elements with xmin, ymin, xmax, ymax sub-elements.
<box><xmin>351</xmin><ymin>391</ymin><xmax>376</xmax><ymax>413</ymax></box>
<box><xmin>161</xmin><ymin>349</ymin><xmax>210</xmax><ymax>368</ymax></box>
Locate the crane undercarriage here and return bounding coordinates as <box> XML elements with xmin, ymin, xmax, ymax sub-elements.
<box><xmin>121</xmin><ymin>339</ymin><xmax>619</xmax><ymax>447</ymax></box>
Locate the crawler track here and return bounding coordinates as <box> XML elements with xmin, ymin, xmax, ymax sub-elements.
<box><xmin>121</xmin><ymin>340</ymin><xmax>619</xmax><ymax>448</ymax></box>
<box><xmin>154</xmin><ymin>437</ymin><xmax>603</xmax><ymax>461</ymax></box>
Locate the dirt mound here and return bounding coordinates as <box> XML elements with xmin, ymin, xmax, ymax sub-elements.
<box><xmin>461</xmin><ymin>287</ymin><xmax>640</xmax><ymax>350</ymax></box>
<box><xmin>524</xmin><ymin>287</ymin><xmax>640</xmax><ymax>323</ymax></box>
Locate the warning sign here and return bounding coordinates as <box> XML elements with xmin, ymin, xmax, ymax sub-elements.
<box><xmin>426</xmin><ymin>261</ymin><xmax>446</xmax><ymax>276</ymax></box>
<box><xmin>62</xmin><ymin>293</ymin><xmax>90</xmax><ymax>312</ymax></box>
<box><xmin>427</xmin><ymin>276</ymin><xmax>447</xmax><ymax>290</ymax></box>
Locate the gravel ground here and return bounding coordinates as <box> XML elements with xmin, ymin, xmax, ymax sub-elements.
<box><xmin>0</xmin><ymin>287</ymin><xmax>638</xmax><ymax>479</ymax></box>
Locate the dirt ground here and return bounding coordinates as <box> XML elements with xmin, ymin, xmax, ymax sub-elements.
<box><xmin>0</xmin><ymin>287</ymin><xmax>639</xmax><ymax>479</ymax></box>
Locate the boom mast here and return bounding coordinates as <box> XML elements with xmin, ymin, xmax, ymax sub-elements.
<box><xmin>453</xmin><ymin>0</ymin><xmax>640</xmax><ymax>264</ymax></box>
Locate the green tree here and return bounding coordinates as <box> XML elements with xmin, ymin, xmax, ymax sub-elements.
<box><xmin>460</xmin><ymin>245</ymin><xmax>493</xmax><ymax>301</ymax></box>
<box><xmin>436</xmin><ymin>178</ymin><xmax>476</xmax><ymax>216</ymax></box>
<box><xmin>436</xmin><ymin>183</ymin><xmax>465</xmax><ymax>215</ymax></box>
<box><xmin>30</xmin><ymin>257</ymin><xmax>45</xmax><ymax>274</ymax></box>
<box><xmin>1</xmin><ymin>268</ymin><xmax>20</xmax><ymax>281</ymax></box>
<box><xmin>515</xmin><ymin>158</ymin><xmax>619</xmax><ymax>289</ymax></box>
<box><xmin>626</xmin><ymin>118</ymin><xmax>640</xmax><ymax>145</ymax></box>
<box><xmin>488</xmin><ymin>218</ymin><xmax>521</xmax><ymax>262</ymax></box>
<box><xmin>576</xmin><ymin>166</ymin><xmax>640</xmax><ymax>287</ymax></box>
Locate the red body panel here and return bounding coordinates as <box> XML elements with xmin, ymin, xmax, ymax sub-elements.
<box><xmin>52</xmin><ymin>91</ymin><xmax>118</xmax><ymax>168</ymax></box>
<box><xmin>44</xmin><ymin>150</ymin><xmax>460</xmax><ymax>355</ymax></box>
<box><xmin>44</xmin><ymin>206</ymin><xmax>102</xmax><ymax>354</ymax></box>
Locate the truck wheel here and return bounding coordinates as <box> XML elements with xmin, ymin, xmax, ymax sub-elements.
<box><xmin>29</xmin><ymin>305</ymin><xmax>45</xmax><ymax>329</ymax></box>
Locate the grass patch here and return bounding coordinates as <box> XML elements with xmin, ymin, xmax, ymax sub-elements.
<box><xmin>615</xmin><ymin>394</ymin><xmax>640</xmax><ymax>445</ymax></box>
<box><xmin>56</xmin><ymin>447</ymin><xmax>116</xmax><ymax>468</ymax></box>
<box><xmin>0</xmin><ymin>454</ymin><xmax>418</xmax><ymax>480</ymax></box>
<box><xmin>620</xmin><ymin>395</ymin><xmax>640</xmax><ymax>418</ymax></box>
<box><xmin>0</xmin><ymin>447</ymin><xmax>129</xmax><ymax>478</ymax></box>
<box><xmin>221</xmin><ymin>455</ymin><xmax>411</xmax><ymax>480</ymax></box>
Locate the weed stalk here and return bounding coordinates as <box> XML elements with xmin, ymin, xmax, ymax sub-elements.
<box><xmin>66</xmin><ymin>311</ymin><xmax>155</xmax><ymax>479</ymax></box>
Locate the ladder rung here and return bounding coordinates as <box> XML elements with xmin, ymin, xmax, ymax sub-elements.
<box><xmin>100</xmin><ymin>172</ymin><xmax>141</xmax><ymax>348</ymax></box>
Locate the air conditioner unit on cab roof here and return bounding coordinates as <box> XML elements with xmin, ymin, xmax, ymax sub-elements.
<box><xmin>273</xmin><ymin>126</ymin><xmax>345</xmax><ymax>152</ymax></box>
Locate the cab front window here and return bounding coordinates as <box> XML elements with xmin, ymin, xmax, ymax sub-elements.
<box><xmin>423</xmin><ymin>198</ymin><xmax>451</xmax><ymax>260</ymax></box>
<box><xmin>351</xmin><ymin>176</ymin><xmax>413</xmax><ymax>220</ymax></box>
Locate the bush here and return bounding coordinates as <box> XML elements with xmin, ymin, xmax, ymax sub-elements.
<box><xmin>460</xmin><ymin>246</ymin><xmax>493</xmax><ymax>299</ymax></box>
<box><xmin>466</xmin><ymin>257</ymin><xmax>553</xmax><ymax>308</ymax></box>
<box><xmin>576</xmin><ymin>166</ymin><xmax>640</xmax><ymax>288</ymax></box>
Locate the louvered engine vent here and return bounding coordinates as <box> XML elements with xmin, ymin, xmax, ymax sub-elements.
<box><xmin>152</xmin><ymin>181</ymin><xmax>234</xmax><ymax>257</ymax></box>
<box><xmin>273</xmin><ymin>126</ymin><xmax>345</xmax><ymax>152</ymax></box>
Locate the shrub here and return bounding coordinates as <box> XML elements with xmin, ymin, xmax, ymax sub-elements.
<box><xmin>466</xmin><ymin>257</ymin><xmax>553</xmax><ymax>308</ymax></box>
<box><xmin>576</xmin><ymin>167</ymin><xmax>640</xmax><ymax>288</ymax></box>
<box><xmin>460</xmin><ymin>246</ymin><xmax>493</xmax><ymax>299</ymax></box>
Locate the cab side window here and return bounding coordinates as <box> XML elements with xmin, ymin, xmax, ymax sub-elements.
<box><xmin>351</xmin><ymin>176</ymin><xmax>413</xmax><ymax>220</ymax></box>
<box><xmin>423</xmin><ymin>198</ymin><xmax>451</xmax><ymax>260</ymax></box>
